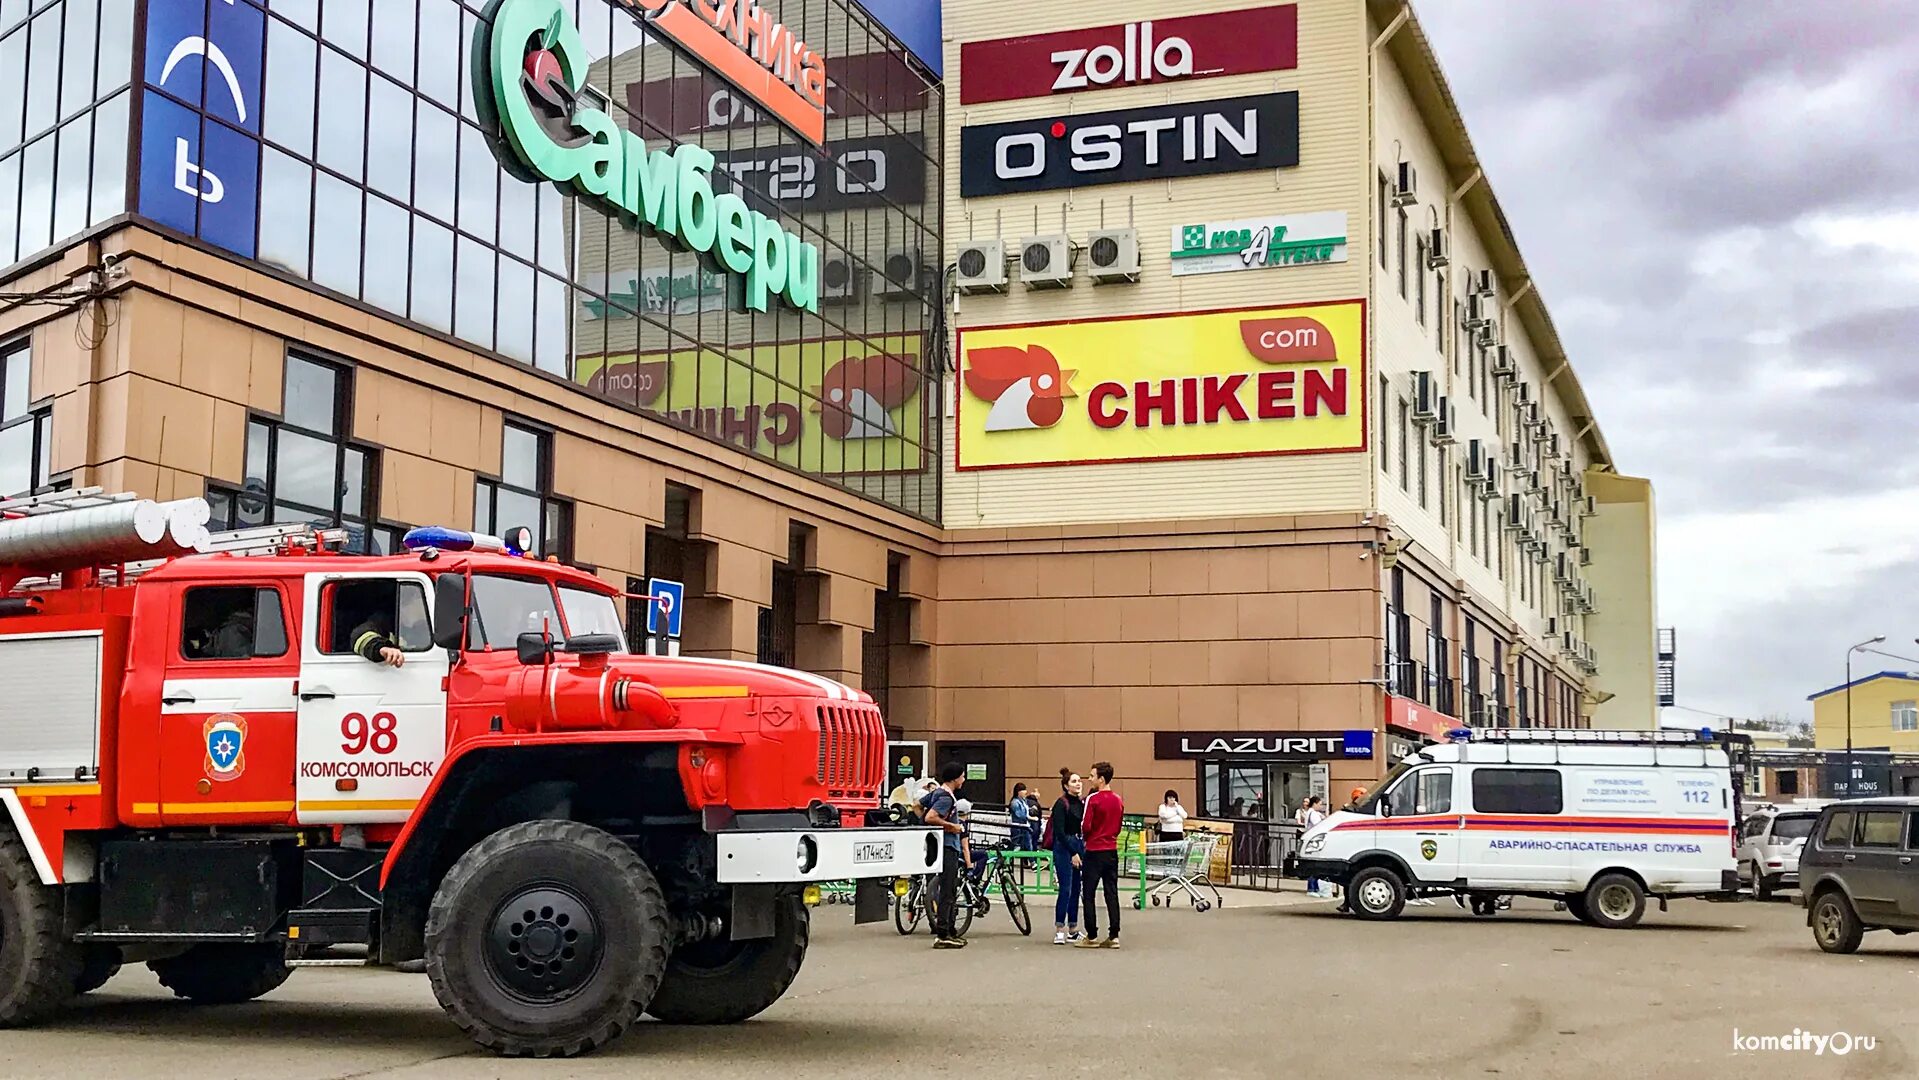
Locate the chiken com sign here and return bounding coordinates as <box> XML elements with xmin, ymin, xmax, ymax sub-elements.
<box><xmin>956</xmin><ymin>301</ymin><xmax>1365</xmax><ymax>470</ymax></box>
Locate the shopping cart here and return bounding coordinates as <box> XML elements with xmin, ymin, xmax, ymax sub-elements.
<box><xmin>1136</xmin><ymin>834</ymin><xmax>1224</xmax><ymax>912</ymax></box>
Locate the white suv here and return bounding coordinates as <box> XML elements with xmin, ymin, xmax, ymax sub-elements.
<box><xmin>1737</xmin><ymin>807</ymin><xmax>1818</xmax><ymax>899</ymax></box>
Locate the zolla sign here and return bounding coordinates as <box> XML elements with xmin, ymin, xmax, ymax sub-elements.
<box><xmin>484</xmin><ymin>0</ymin><xmax>821</xmax><ymax>313</ymax></box>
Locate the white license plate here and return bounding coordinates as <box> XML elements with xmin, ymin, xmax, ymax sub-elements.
<box><xmin>853</xmin><ymin>841</ymin><xmax>895</xmax><ymax>865</ymax></box>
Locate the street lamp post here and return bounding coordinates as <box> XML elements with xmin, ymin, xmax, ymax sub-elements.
<box><xmin>1845</xmin><ymin>636</ymin><xmax>1886</xmax><ymax>797</ymax></box>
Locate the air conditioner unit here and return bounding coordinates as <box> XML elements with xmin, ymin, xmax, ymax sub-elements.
<box><xmin>1584</xmin><ymin>585</ymin><xmax>1599</xmax><ymax>614</ymax></box>
<box><xmin>1578</xmin><ymin>545</ymin><xmax>1593</xmax><ymax>567</ymax></box>
<box><xmin>1554</xmin><ymin>552</ymin><xmax>1572</xmax><ymax>584</ymax></box>
<box><xmin>1466</xmin><ymin>439</ymin><xmax>1491</xmax><ymax>487</ymax></box>
<box><xmin>1085</xmin><ymin>228</ymin><xmax>1140</xmax><ymax>285</ymax></box>
<box><xmin>1516</xmin><ymin>382</ymin><xmax>1533</xmax><ymax>405</ymax></box>
<box><xmin>954</xmin><ymin>240</ymin><xmax>1006</xmax><ymax>295</ymax></box>
<box><xmin>1580</xmin><ymin>494</ymin><xmax>1598</xmax><ymax>517</ymax></box>
<box><xmin>1019</xmin><ymin>235</ymin><xmax>1075</xmax><ymax>289</ymax></box>
<box><xmin>1561</xmin><ymin>631</ymin><xmax>1577</xmax><ymax>655</ymax></box>
<box><xmin>1427</xmin><ymin>228</ymin><xmax>1449</xmax><ymax>268</ymax></box>
<box><xmin>1491</xmin><ymin>346</ymin><xmax>1517</xmax><ymax>381</ymax></box>
<box><xmin>1475</xmin><ymin>320</ymin><xmax>1498</xmax><ymax>348</ymax></box>
<box><xmin>1504</xmin><ymin>493</ymin><xmax>1526</xmax><ymax>531</ymax></box>
<box><xmin>1524</xmin><ymin>402</ymin><xmax>1545</xmax><ymax>430</ymax></box>
<box><xmin>876</xmin><ymin>248</ymin><xmax>921</xmax><ymax>299</ymax></box>
<box><xmin>1473</xmin><ymin>268</ymin><xmax>1495</xmax><ymax>297</ymax></box>
<box><xmin>1544</xmin><ymin>433</ymin><xmax>1563</xmax><ymax>460</ymax></box>
<box><xmin>1504</xmin><ymin>440</ymin><xmax>1527</xmax><ymax>475</ymax></box>
<box><xmin>1392</xmin><ymin>160</ymin><xmax>1418</xmax><ymax>206</ymax></box>
<box><xmin>819</xmin><ymin>253</ymin><xmax>860</xmax><ymax>304</ymax></box>
<box><xmin>1411</xmin><ymin>372</ymin><xmax>1437</xmax><ymax>424</ymax></box>
<box><xmin>1481</xmin><ymin>469</ymin><xmax>1502</xmax><ymax>503</ymax></box>
<box><xmin>1464</xmin><ymin>292</ymin><xmax>1490</xmax><ymax>330</ymax></box>
<box><xmin>1546</xmin><ymin>617</ymin><xmax>1559</xmax><ymax>637</ymax></box>
<box><xmin>1431</xmin><ymin>397</ymin><xmax>1455</xmax><ymax>445</ymax></box>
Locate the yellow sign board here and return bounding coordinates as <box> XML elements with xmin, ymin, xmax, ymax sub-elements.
<box><xmin>575</xmin><ymin>334</ymin><xmax>927</xmax><ymax>475</ymax></box>
<box><xmin>955</xmin><ymin>301</ymin><xmax>1367</xmax><ymax>470</ymax></box>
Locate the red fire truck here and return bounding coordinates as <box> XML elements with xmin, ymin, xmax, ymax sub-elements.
<box><xmin>0</xmin><ymin>490</ymin><xmax>935</xmax><ymax>1057</ymax></box>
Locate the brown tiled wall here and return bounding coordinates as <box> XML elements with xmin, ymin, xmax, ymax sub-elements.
<box><xmin>934</xmin><ymin>518</ymin><xmax>1388</xmax><ymax>801</ymax></box>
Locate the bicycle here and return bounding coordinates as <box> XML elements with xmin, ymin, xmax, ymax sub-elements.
<box><xmin>892</xmin><ymin>847</ymin><xmax>1032</xmax><ymax>937</ymax></box>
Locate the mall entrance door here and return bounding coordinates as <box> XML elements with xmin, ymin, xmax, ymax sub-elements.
<box><xmin>1200</xmin><ymin>761</ymin><xmax>1315</xmax><ymax>822</ymax></box>
<box><xmin>936</xmin><ymin>741</ymin><xmax>1006</xmax><ymax>807</ymax></box>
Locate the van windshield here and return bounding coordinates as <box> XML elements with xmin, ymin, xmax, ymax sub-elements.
<box><xmin>1771</xmin><ymin>815</ymin><xmax>1817</xmax><ymax>841</ymax></box>
<box><xmin>1353</xmin><ymin>761</ymin><xmax>1414</xmax><ymax>814</ymax></box>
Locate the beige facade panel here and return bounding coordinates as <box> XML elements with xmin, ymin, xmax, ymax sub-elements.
<box><xmin>942</xmin><ymin>0</ymin><xmax>1374</xmax><ymax>528</ymax></box>
<box><xmin>1584</xmin><ymin>471</ymin><xmax>1658</xmax><ymax>728</ymax></box>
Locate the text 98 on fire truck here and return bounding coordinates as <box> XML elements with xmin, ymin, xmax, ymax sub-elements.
<box><xmin>0</xmin><ymin>490</ymin><xmax>937</xmax><ymax>1057</ymax></box>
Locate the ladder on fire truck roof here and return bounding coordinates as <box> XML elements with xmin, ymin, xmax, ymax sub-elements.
<box><xmin>3</xmin><ymin>487</ymin><xmax>350</xmax><ymax>590</ymax></box>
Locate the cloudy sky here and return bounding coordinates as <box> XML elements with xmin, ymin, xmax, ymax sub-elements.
<box><xmin>1419</xmin><ymin>2</ymin><xmax>1919</xmax><ymax>726</ymax></box>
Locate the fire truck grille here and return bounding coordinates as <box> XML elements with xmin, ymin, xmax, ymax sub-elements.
<box><xmin>816</xmin><ymin>703</ymin><xmax>883</xmax><ymax>800</ymax></box>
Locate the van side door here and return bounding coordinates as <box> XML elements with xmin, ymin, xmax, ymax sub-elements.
<box><xmin>1458</xmin><ymin>766</ymin><xmax>1568</xmax><ymax>888</ymax></box>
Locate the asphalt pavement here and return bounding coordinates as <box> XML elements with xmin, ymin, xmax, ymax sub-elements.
<box><xmin>3</xmin><ymin>891</ymin><xmax>1914</xmax><ymax>1080</ymax></box>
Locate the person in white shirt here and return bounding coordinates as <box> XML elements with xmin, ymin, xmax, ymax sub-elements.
<box><xmin>1156</xmin><ymin>790</ymin><xmax>1188</xmax><ymax>843</ymax></box>
<box><xmin>1300</xmin><ymin>796</ymin><xmax>1330</xmax><ymax>897</ymax></box>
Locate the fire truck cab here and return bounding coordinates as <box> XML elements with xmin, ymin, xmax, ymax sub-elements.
<box><xmin>0</xmin><ymin>491</ymin><xmax>936</xmax><ymax>1057</ymax></box>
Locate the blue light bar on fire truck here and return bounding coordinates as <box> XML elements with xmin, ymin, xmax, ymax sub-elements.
<box><xmin>1456</xmin><ymin>728</ymin><xmax>1721</xmax><ymax>745</ymax></box>
<box><xmin>402</xmin><ymin>525</ymin><xmax>535</xmax><ymax>557</ymax></box>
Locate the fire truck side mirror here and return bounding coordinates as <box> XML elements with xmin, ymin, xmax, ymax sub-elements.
<box><xmin>432</xmin><ymin>573</ymin><xmax>470</xmax><ymax>651</ymax></box>
<box><xmin>516</xmin><ymin>631</ymin><xmax>556</xmax><ymax>666</ymax></box>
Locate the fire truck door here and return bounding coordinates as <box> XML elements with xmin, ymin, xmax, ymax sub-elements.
<box><xmin>158</xmin><ymin>583</ymin><xmax>301</xmax><ymax>825</ymax></box>
<box><xmin>295</xmin><ymin>572</ymin><xmax>449</xmax><ymax>825</ymax></box>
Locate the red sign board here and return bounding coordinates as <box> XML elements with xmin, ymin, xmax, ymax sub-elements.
<box><xmin>1386</xmin><ymin>694</ymin><xmax>1458</xmax><ymax>742</ymax></box>
<box><xmin>959</xmin><ymin>5</ymin><xmax>1298</xmax><ymax>106</ymax></box>
<box><xmin>626</xmin><ymin>50</ymin><xmax>925</xmax><ymax>138</ymax></box>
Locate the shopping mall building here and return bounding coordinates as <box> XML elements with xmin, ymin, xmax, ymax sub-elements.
<box><xmin>0</xmin><ymin>0</ymin><xmax>1655</xmax><ymax>821</ymax></box>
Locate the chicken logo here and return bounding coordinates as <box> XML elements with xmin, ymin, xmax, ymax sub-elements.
<box><xmin>812</xmin><ymin>352</ymin><xmax>918</xmax><ymax>440</ymax></box>
<box><xmin>964</xmin><ymin>346</ymin><xmax>1078</xmax><ymax>431</ymax></box>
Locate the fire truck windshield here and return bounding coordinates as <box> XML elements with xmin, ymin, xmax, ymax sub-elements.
<box><xmin>467</xmin><ymin>573</ymin><xmax>564</xmax><ymax>649</ymax></box>
<box><xmin>558</xmin><ymin>584</ymin><xmax>626</xmax><ymax>648</ymax></box>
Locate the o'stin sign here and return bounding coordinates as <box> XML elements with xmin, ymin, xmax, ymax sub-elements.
<box><xmin>484</xmin><ymin>0</ymin><xmax>821</xmax><ymax>313</ymax></box>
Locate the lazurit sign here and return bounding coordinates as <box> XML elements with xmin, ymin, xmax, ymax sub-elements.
<box><xmin>609</xmin><ymin>0</ymin><xmax>828</xmax><ymax>145</ymax></box>
<box><xmin>1153</xmin><ymin>730</ymin><xmax>1376</xmax><ymax>761</ymax></box>
<box><xmin>959</xmin><ymin>5</ymin><xmax>1298</xmax><ymax>105</ymax></box>
<box><xmin>955</xmin><ymin>300</ymin><xmax>1365</xmax><ymax>470</ymax></box>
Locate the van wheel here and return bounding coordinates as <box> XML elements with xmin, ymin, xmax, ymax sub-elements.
<box><xmin>1348</xmin><ymin>867</ymin><xmax>1406</xmax><ymax>920</ymax></box>
<box><xmin>1811</xmin><ymin>891</ymin><xmax>1864</xmax><ymax>954</ymax></box>
<box><xmin>1583</xmin><ymin>873</ymin><xmax>1646</xmax><ymax>929</ymax></box>
<box><xmin>425</xmin><ymin>820</ymin><xmax>670</xmax><ymax>1058</ymax></box>
<box><xmin>1749</xmin><ymin>863</ymin><xmax>1773</xmax><ymax>901</ymax></box>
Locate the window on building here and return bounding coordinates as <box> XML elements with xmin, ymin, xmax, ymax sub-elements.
<box><xmin>1474</xmin><ymin>768</ymin><xmax>1563</xmax><ymax>815</ymax></box>
<box><xmin>1397</xmin><ymin>398</ymin><xmax>1410</xmax><ymax>491</ymax></box>
<box><xmin>1414</xmin><ymin>237</ymin><xmax>1427</xmax><ymax>325</ymax></box>
<box><xmin>1378</xmin><ymin>172</ymin><xmax>1390</xmax><ymax>270</ymax></box>
<box><xmin>1894</xmin><ymin>701</ymin><xmax>1918</xmax><ymax>732</ymax></box>
<box><xmin>475</xmin><ymin>420</ymin><xmax>573</xmax><ymax>562</ymax></box>
<box><xmin>1436</xmin><ymin>270</ymin><xmax>1447</xmax><ymax>353</ymax></box>
<box><xmin>1416</xmin><ymin>428</ymin><xmax>1429</xmax><ymax>509</ymax></box>
<box><xmin>1396</xmin><ymin>209</ymin><xmax>1408</xmax><ymax>298</ymax></box>
<box><xmin>0</xmin><ymin>339</ymin><xmax>54</xmax><ymax>498</ymax></box>
<box><xmin>1377</xmin><ymin>375</ymin><xmax>1390</xmax><ymax>474</ymax></box>
<box><xmin>180</xmin><ymin>585</ymin><xmax>290</xmax><ymax>661</ymax></box>
<box><xmin>1440</xmin><ymin>453</ymin><xmax>1452</xmax><ymax>529</ymax></box>
<box><xmin>1777</xmin><ymin>770</ymin><xmax>1799</xmax><ymax>796</ymax></box>
<box><xmin>206</xmin><ymin>353</ymin><xmax>397</xmax><ymax>552</ymax></box>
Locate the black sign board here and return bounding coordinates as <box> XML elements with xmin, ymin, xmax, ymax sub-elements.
<box><xmin>959</xmin><ymin>93</ymin><xmax>1300</xmax><ymax>197</ymax></box>
<box><xmin>718</xmin><ymin>133</ymin><xmax>927</xmax><ymax>214</ymax></box>
<box><xmin>1154</xmin><ymin>729</ymin><xmax>1374</xmax><ymax>761</ymax></box>
<box><xmin>1823</xmin><ymin>760</ymin><xmax>1893</xmax><ymax>799</ymax></box>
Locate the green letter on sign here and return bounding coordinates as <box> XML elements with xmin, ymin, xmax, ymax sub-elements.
<box><xmin>485</xmin><ymin>0</ymin><xmax>819</xmax><ymax>314</ymax></box>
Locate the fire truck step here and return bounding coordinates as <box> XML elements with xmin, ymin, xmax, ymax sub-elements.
<box><xmin>285</xmin><ymin>958</ymin><xmax>370</xmax><ymax>968</ymax></box>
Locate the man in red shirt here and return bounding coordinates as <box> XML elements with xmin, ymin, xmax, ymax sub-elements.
<box><xmin>1076</xmin><ymin>761</ymin><xmax>1124</xmax><ymax>949</ymax></box>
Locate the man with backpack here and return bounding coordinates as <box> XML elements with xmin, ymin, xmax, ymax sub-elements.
<box><xmin>920</xmin><ymin>762</ymin><xmax>970</xmax><ymax>949</ymax></box>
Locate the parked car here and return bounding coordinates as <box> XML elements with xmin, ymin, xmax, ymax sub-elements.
<box><xmin>1737</xmin><ymin>807</ymin><xmax>1819</xmax><ymax>899</ymax></box>
<box><xmin>1800</xmin><ymin>798</ymin><xmax>1919</xmax><ymax>953</ymax></box>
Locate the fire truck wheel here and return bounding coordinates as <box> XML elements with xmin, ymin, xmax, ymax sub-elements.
<box><xmin>0</xmin><ymin>831</ymin><xmax>83</xmax><ymax>1025</ymax></box>
<box><xmin>645</xmin><ymin>892</ymin><xmax>809</xmax><ymax>1025</ymax></box>
<box><xmin>71</xmin><ymin>946</ymin><xmax>122</xmax><ymax>995</ymax></box>
<box><xmin>148</xmin><ymin>944</ymin><xmax>292</xmax><ymax>1004</ymax></box>
<box><xmin>424</xmin><ymin>820</ymin><xmax>670</xmax><ymax>1058</ymax></box>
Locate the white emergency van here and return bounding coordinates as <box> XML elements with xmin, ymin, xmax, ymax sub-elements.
<box><xmin>1291</xmin><ymin>728</ymin><xmax>1746</xmax><ymax>928</ymax></box>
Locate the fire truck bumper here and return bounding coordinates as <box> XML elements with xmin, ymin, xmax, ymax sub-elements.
<box><xmin>716</xmin><ymin>826</ymin><xmax>942</xmax><ymax>884</ymax></box>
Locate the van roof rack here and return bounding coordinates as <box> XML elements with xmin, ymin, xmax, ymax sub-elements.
<box><xmin>1459</xmin><ymin>728</ymin><xmax>1738</xmax><ymax>745</ymax></box>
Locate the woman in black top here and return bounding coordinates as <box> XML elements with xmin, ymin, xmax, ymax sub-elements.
<box><xmin>1049</xmin><ymin>768</ymin><xmax>1086</xmax><ymax>944</ymax></box>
